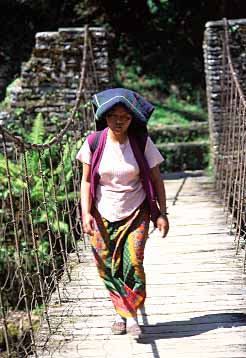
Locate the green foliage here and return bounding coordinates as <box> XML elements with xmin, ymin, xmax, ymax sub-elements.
<box><xmin>24</xmin><ymin>113</ymin><xmax>45</xmax><ymax>175</ymax></box>
<box><xmin>147</xmin><ymin>0</ymin><xmax>169</xmax><ymax>14</ymax></box>
<box><xmin>229</xmin><ymin>24</ymin><xmax>240</xmax><ymax>33</ymax></box>
<box><xmin>204</xmin><ymin>152</ymin><xmax>213</xmax><ymax>176</ymax></box>
<box><xmin>4</xmin><ymin>0</ymin><xmax>246</xmax><ymax>110</ymax></box>
<box><xmin>28</xmin><ymin>113</ymin><xmax>45</xmax><ymax>144</ymax></box>
<box><xmin>0</xmin><ymin>78</ymin><xmax>22</xmax><ymax>111</ymax></box>
<box><xmin>150</xmin><ymin>105</ymin><xmax>188</xmax><ymax>126</ymax></box>
<box><xmin>165</xmin><ymin>96</ymin><xmax>205</xmax><ymax>116</ymax></box>
<box><xmin>148</xmin><ymin>96</ymin><xmax>207</xmax><ymax>126</ymax></box>
<box><xmin>14</xmin><ymin>107</ymin><xmax>25</xmax><ymax>117</ymax></box>
<box><xmin>0</xmin><ymin>153</ymin><xmax>27</xmax><ymax>200</ymax></box>
<box><xmin>32</xmin><ymin>304</ymin><xmax>44</xmax><ymax>315</ymax></box>
<box><xmin>0</xmin><ymin>99</ymin><xmax>9</xmax><ymax>112</ymax></box>
<box><xmin>0</xmin><ymin>239</ymin><xmax>51</xmax><ymax>273</ymax></box>
<box><xmin>0</xmin><ymin>244</ymin><xmax>15</xmax><ymax>271</ymax></box>
<box><xmin>158</xmin><ymin>141</ymin><xmax>210</xmax><ymax>172</ymax></box>
<box><xmin>0</xmin><ymin>112</ymin><xmax>86</xmax><ymax>312</ymax></box>
<box><xmin>115</xmin><ymin>63</ymin><xmax>167</xmax><ymax>101</ymax></box>
<box><xmin>74</xmin><ymin>0</ymin><xmax>106</xmax><ymax>25</ymax></box>
<box><xmin>149</xmin><ymin>125</ymin><xmax>208</xmax><ymax>144</ymax></box>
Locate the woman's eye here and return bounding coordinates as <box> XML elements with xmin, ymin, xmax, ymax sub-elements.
<box><xmin>107</xmin><ymin>113</ymin><xmax>131</xmax><ymax>121</ymax></box>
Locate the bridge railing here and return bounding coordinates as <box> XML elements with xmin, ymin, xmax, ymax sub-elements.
<box><xmin>213</xmin><ymin>19</ymin><xmax>246</xmax><ymax>271</ymax></box>
<box><xmin>0</xmin><ymin>26</ymin><xmax>98</xmax><ymax>357</ymax></box>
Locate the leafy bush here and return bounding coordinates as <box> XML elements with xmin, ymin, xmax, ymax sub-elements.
<box><xmin>149</xmin><ymin>98</ymin><xmax>207</xmax><ymax>126</ymax></box>
<box><xmin>0</xmin><ymin>113</ymin><xmax>85</xmax><ymax>309</ymax></box>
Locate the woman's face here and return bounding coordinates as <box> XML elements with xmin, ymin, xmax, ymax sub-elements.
<box><xmin>106</xmin><ymin>105</ymin><xmax>132</xmax><ymax>135</ymax></box>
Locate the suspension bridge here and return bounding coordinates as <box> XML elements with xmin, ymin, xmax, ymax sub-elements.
<box><xmin>0</xmin><ymin>20</ymin><xmax>246</xmax><ymax>357</ymax></box>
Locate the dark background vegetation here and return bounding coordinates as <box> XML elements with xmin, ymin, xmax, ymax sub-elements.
<box><xmin>1</xmin><ymin>0</ymin><xmax>246</xmax><ymax>103</ymax></box>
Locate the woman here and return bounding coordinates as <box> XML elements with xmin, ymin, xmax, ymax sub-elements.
<box><xmin>76</xmin><ymin>88</ymin><xmax>169</xmax><ymax>339</ymax></box>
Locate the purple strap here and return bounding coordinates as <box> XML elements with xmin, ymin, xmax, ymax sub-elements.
<box><xmin>128</xmin><ymin>133</ymin><xmax>160</xmax><ymax>224</ymax></box>
<box><xmin>88</xmin><ymin>127</ymin><xmax>108</xmax><ymax>200</ymax></box>
<box><xmin>87</xmin><ymin>131</ymin><xmax>98</xmax><ymax>151</ymax></box>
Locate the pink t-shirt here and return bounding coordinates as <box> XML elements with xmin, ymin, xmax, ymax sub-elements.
<box><xmin>76</xmin><ymin>134</ymin><xmax>164</xmax><ymax>222</ymax></box>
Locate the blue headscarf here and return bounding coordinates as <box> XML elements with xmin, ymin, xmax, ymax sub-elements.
<box><xmin>91</xmin><ymin>88</ymin><xmax>155</xmax><ymax>130</ymax></box>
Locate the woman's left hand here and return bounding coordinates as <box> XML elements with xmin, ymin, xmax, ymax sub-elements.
<box><xmin>156</xmin><ymin>215</ymin><xmax>169</xmax><ymax>238</ymax></box>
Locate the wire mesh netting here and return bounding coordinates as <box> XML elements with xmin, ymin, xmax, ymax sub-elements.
<box><xmin>213</xmin><ymin>19</ymin><xmax>246</xmax><ymax>271</ymax></box>
<box><xmin>0</xmin><ymin>26</ymin><xmax>99</xmax><ymax>357</ymax></box>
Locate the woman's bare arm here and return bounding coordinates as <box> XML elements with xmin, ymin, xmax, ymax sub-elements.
<box><xmin>150</xmin><ymin>165</ymin><xmax>169</xmax><ymax>238</ymax></box>
<box><xmin>81</xmin><ymin>163</ymin><xmax>94</xmax><ymax>235</ymax></box>
<box><xmin>150</xmin><ymin>165</ymin><xmax>167</xmax><ymax>213</ymax></box>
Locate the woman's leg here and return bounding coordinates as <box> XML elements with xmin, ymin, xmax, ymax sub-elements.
<box><xmin>110</xmin><ymin>212</ymin><xmax>149</xmax><ymax>319</ymax></box>
<box><xmin>91</xmin><ymin>203</ymin><xmax>150</xmax><ymax>320</ymax></box>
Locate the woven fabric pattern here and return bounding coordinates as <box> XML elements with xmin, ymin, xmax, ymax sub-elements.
<box><xmin>91</xmin><ymin>200</ymin><xmax>150</xmax><ymax>318</ymax></box>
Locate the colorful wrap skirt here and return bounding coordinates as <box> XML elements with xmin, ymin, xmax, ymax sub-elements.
<box><xmin>91</xmin><ymin>200</ymin><xmax>150</xmax><ymax>318</ymax></box>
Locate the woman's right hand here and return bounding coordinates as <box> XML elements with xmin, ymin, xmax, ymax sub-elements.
<box><xmin>82</xmin><ymin>213</ymin><xmax>94</xmax><ymax>236</ymax></box>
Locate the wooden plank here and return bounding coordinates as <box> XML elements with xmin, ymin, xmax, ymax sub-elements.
<box><xmin>35</xmin><ymin>175</ymin><xmax>246</xmax><ymax>357</ymax></box>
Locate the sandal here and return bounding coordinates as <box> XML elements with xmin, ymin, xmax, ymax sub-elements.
<box><xmin>111</xmin><ymin>321</ymin><xmax>126</xmax><ymax>335</ymax></box>
<box><xmin>126</xmin><ymin>323</ymin><xmax>142</xmax><ymax>339</ymax></box>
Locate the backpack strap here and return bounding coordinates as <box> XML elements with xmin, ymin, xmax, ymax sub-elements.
<box><xmin>87</xmin><ymin>131</ymin><xmax>103</xmax><ymax>154</ymax></box>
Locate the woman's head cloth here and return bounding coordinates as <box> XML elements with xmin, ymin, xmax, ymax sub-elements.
<box><xmin>91</xmin><ymin>88</ymin><xmax>155</xmax><ymax>127</ymax></box>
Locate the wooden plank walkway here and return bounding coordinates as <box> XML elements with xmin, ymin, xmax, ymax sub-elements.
<box><xmin>36</xmin><ymin>173</ymin><xmax>246</xmax><ymax>358</ymax></box>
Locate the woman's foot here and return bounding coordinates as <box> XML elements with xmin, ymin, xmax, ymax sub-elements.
<box><xmin>126</xmin><ymin>323</ymin><xmax>142</xmax><ymax>339</ymax></box>
<box><xmin>111</xmin><ymin>314</ymin><xmax>126</xmax><ymax>335</ymax></box>
<box><xmin>111</xmin><ymin>321</ymin><xmax>126</xmax><ymax>335</ymax></box>
<box><xmin>126</xmin><ymin>317</ymin><xmax>142</xmax><ymax>339</ymax></box>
